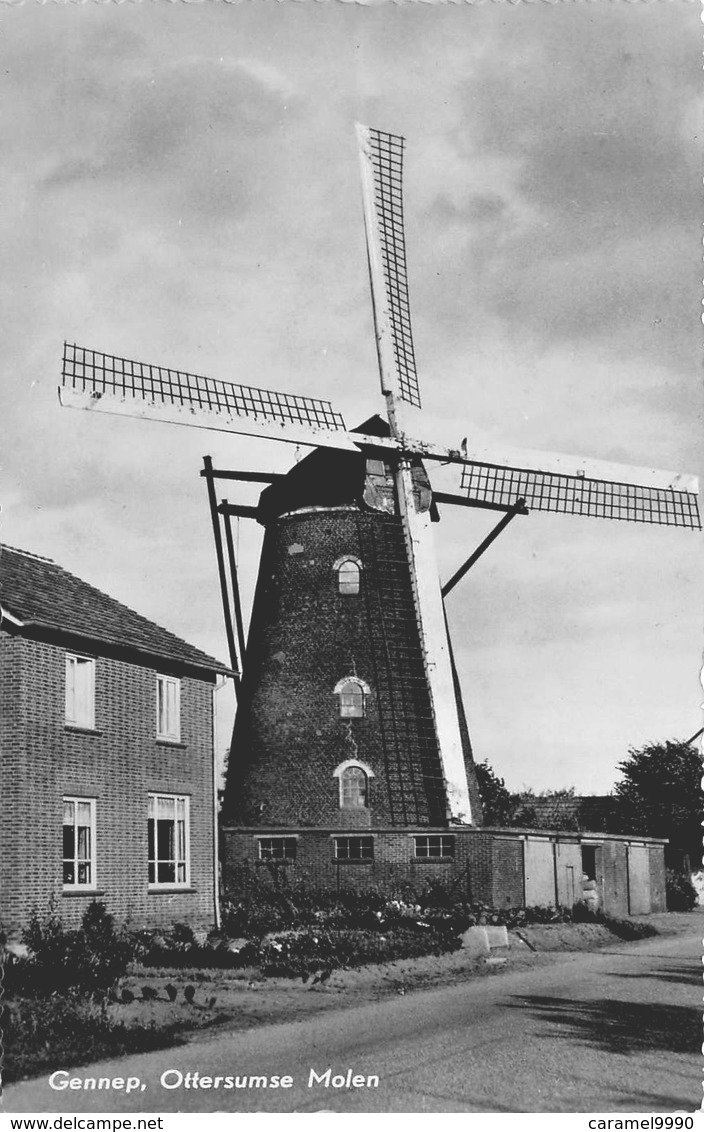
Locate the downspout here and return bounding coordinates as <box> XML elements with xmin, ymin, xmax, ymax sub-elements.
<box><xmin>211</xmin><ymin>674</ymin><xmax>229</xmax><ymax>931</ymax></box>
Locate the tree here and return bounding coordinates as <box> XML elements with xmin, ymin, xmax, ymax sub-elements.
<box><xmin>474</xmin><ymin>760</ymin><xmax>516</xmax><ymax>826</ymax></box>
<box><xmin>614</xmin><ymin>739</ymin><xmax>703</xmax><ymax>870</ymax></box>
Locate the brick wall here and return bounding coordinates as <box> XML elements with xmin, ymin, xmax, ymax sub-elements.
<box><xmin>223</xmin><ymin>826</ymin><xmax>526</xmax><ymax>904</ymax></box>
<box><xmin>1</xmin><ymin>631</ymin><xmax>216</xmax><ymax>933</ymax></box>
<box><xmin>223</xmin><ymin>826</ymin><xmax>496</xmax><ymax>899</ymax></box>
<box><xmin>222</xmin><ymin>825</ymin><xmax>666</xmax><ymax>918</ymax></box>
<box><xmin>223</xmin><ymin>505</ymin><xmax>482</xmax><ymax>830</ymax></box>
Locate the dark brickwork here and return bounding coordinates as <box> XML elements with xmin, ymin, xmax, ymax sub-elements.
<box><xmin>222</xmin><ymin>825</ymin><xmax>665</xmax><ymax>918</ymax></box>
<box><xmin>223</xmin><ymin>503</ymin><xmax>482</xmax><ymax>829</ymax></box>
<box><xmin>1</xmin><ymin>632</ymin><xmax>216</xmax><ymax>933</ymax></box>
<box><xmin>490</xmin><ymin>837</ymin><xmax>525</xmax><ymax>908</ymax></box>
<box><xmin>223</xmin><ymin>825</ymin><xmax>497</xmax><ymax>899</ymax></box>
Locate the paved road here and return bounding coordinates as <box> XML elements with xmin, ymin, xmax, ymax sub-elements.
<box><xmin>5</xmin><ymin>928</ymin><xmax>702</xmax><ymax>1113</ymax></box>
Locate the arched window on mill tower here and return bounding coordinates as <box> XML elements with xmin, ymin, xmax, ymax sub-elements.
<box><xmin>334</xmin><ymin>556</ymin><xmax>362</xmax><ymax>595</ymax></box>
<box><xmin>334</xmin><ymin>677</ymin><xmax>370</xmax><ymax>718</ymax></box>
<box><xmin>333</xmin><ymin>760</ymin><xmax>375</xmax><ymax>810</ymax></box>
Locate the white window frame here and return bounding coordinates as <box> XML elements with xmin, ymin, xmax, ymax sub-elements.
<box><xmin>333</xmin><ymin>555</ymin><xmax>362</xmax><ymax>595</ymax></box>
<box><xmin>156</xmin><ymin>674</ymin><xmax>181</xmax><ymax>742</ymax></box>
<box><xmin>333</xmin><ymin>759</ymin><xmax>375</xmax><ymax>810</ymax></box>
<box><xmin>333</xmin><ymin>676</ymin><xmax>370</xmax><ymax>719</ymax></box>
<box><xmin>148</xmin><ymin>793</ymin><xmax>190</xmax><ymax>888</ymax></box>
<box><xmin>65</xmin><ymin>654</ymin><xmax>96</xmax><ymax>730</ymax></box>
<box><xmin>414</xmin><ymin>834</ymin><xmax>455</xmax><ymax>859</ymax></box>
<box><xmin>258</xmin><ymin>837</ymin><xmax>298</xmax><ymax>861</ymax></box>
<box><xmin>333</xmin><ymin>836</ymin><xmax>374</xmax><ymax>861</ymax></box>
<box><xmin>63</xmin><ymin>796</ymin><xmax>97</xmax><ymax>890</ymax></box>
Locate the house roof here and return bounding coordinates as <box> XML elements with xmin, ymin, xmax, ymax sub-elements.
<box><xmin>516</xmin><ymin>794</ymin><xmax>622</xmax><ymax>833</ymax></box>
<box><xmin>0</xmin><ymin>545</ymin><xmax>229</xmax><ymax>677</ymax></box>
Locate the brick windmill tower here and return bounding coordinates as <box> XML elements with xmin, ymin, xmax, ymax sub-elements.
<box><xmin>60</xmin><ymin>126</ymin><xmax>700</xmax><ymax>887</ymax></box>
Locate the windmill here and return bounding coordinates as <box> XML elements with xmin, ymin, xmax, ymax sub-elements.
<box><xmin>59</xmin><ymin>125</ymin><xmax>700</xmax><ymax>834</ymax></box>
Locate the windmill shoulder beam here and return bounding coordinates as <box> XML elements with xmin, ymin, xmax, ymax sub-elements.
<box><xmin>454</xmin><ymin>441</ymin><xmax>699</xmax><ymax>495</ymax></box>
<box><xmin>59</xmin><ymin>387</ymin><xmax>362</xmax><ymax>453</ymax></box>
<box><xmin>217</xmin><ymin>503</ymin><xmax>260</xmax><ymax>520</ymax></box>
<box><xmin>58</xmin><ymin>387</ymin><xmax>698</xmax><ymax>494</ymax></box>
<box><xmin>434</xmin><ymin>492</ymin><xmax>530</xmax><ymax>515</ymax></box>
<box><xmin>199</xmin><ymin>468</ymin><xmax>283</xmax><ymax>484</ymax></box>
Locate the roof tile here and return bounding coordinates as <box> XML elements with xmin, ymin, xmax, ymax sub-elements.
<box><xmin>0</xmin><ymin>545</ymin><xmax>227</xmax><ymax>675</ymax></box>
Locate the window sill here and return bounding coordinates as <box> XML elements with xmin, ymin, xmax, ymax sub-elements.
<box><xmin>148</xmin><ymin>886</ymin><xmax>197</xmax><ymax>894</ymax></box>
<box><xmin>334</xmin><ymin>858</ymin><xmax>374</xmax><ymax>864</ymax></box>
<box><xmin>63</xmin><ymin>888</ymin><xmax>105</xmax><ymax>897</ymax></box>
<box><xmin>156</xmin><ymin>738</ymin><xmax>186</xmax><ymax>748</ymax></box>
<box><xmin>65</xmin><ymin>726</ymin><xmax>102</xmax><ymax>737</ymax></box>
<box><xmin>413</xmin><ymin>857</ymin><xmax>455</xmax><ymax>863</ymax></box>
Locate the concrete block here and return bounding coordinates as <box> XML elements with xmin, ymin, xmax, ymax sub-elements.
<box><xmin>485</xmin><ymin>925</ymin><xmax>509</xmax><ymax>950</ymax></box>
<box><xmin>460</xmin><ymin>926</ymin><xmax>491</xmax><ymax>958</ymax></box>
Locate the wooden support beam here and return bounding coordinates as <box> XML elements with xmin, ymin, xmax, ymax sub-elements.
<box><xmin>434</xmin><ymin>491</ymin><xmax>529</xmax><ymax>515</ymax></box>
<box><xmin>222</xmin><ymin>503</ymin><xmax>248</xmax><ymax>673</ymax></box>
<box><xmin>441</xmin><ymin>500</ymin><xmax>526</xmax><ymax>598</ymax></box>
<box><xmin>202</xmin><ymin>456</ymin><xmax>241</xmax><ymax>692</ymax></box>
<box><xmin>217</xmin><ymin>503</ymin><xmax>260</xmax><ymax>521</ymax></box>
<box><xmin>199</xmin><ymin>468</ymin><xmax>283</xmax><ymax>484</ymax></box>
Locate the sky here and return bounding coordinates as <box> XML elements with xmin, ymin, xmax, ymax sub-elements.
<box><xmin>0</xmin><ymin>0</ymin><xmax>701</xmax><ymax>794</ymax></box>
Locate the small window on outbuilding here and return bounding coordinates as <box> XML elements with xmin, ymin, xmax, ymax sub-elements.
<box><xmin>335</xmin><ymin>677</ymin><xmax>369</xmax><ymax>719</ymax></box>
<box><xmin>334</xmin><ymin>836</ymin><xmax>374</xmax><ymax>861</ymax></box>
<box><xmin>258</xmin><ymin>837</ymin><xmax>297</xmax><ymax>861</ymax></box>
<box><xmin>334</xmin><ymin>556</ymin><xmax>362</xmax><ymax>595</ymax></box>
<box><xmin>414</xmin><ymin>835</ymin><xmax>455</xmax><ymax>859</ymax></box>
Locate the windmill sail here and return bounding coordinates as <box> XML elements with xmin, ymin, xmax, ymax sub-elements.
<box><xmin>357</xmin><ymin>126</ymin><xmax>472</xmax><ymax>822</ymax></box>
<box><xmin>458</xmin><ymin>452</ymin><xmax>700</xmax><ymax>530</ymax></box>
<box><xmin>357</xmin><ymin>124</ymin><xmax>422</xmax><ymax>416</ymax></box>
<box><xmin>60</xmin><ymin>342</ymin><xmax>353</xmax><ymax>451</ymax></box>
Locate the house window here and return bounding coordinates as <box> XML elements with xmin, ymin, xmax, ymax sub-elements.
<box><xmin>157</xmin><ymin>675</ymin><xmax>181</xmax><ymax>741</ymax></box>
<box><xmin>340</xmin><ymin>765</ymin><xmax>368</xmax><ymax>809</ymax></box>
<box><xmin>334</xmin><ymin>836</ymin><xmax>374</xmax><ymax>861</ymax></box>
<box><xmin>65</xmin><ymin>654</ymin><xmax>95</xmax><ymax>729</ymax></box>
<box><xmin>335</xmin><ymin>677</ymin><xmax>368</xmax><ymax>719</ymax></box>
<box><xmin>148</xmin><ymin>794</ymin><xmax>189</xmax><ymax>886</ymax></box>
<box><xmin>63</xmin><ymin>797</ymin><xmax>96</xmax><ymax>888</ymax></box>
<box><xmin>335</xmin><ymin>557</ymin><xmax>361</xmax><ymax>595</ymax></box>
<box><xmin>258</xmin><ymin>837</ymin><xmax>297</xmax><ymax>861</ymax></box>
<box><xmin>414</xmin><ymin>835</ymin><xmax>455</xmax><ymax>859</ymax></box>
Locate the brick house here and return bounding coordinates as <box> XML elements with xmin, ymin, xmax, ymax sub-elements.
<box><xmin>0</xmin><ymin>545</ymin><xmax>228</xmax><ymax>934</ymax></box>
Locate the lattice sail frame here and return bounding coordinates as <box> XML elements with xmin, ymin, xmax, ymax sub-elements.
<box><xmin>357</xmin><ymin>125</ymin><xmax>422</xmax><ymax>411</ymax></box>
<box><xmin>460</xmin><ymin>461</ymin><xmax>701</xmax><ymax>530</ymax></box>
<box><xmin>62</xmin><ymin>343</ymin><xmax>346</xmax><ymax>433</ymax></box>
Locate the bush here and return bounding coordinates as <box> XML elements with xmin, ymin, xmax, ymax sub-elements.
<box><xmin>258</xmin><ymin>925</ymin><xmax>463</xmax><ymax>978</ymax></box>
<box><xmin>602</xmin><ymin>916</ymin><xmax>658</xmax><ymax>941</ymax></box>
<box><xmin>666</xmin><ymin>870</ymin><xmax>698</xmax><ymax>912</ymax></box>
<box><xmin>17</xmin><ymin>900</ymin><xmax>134</xmax><ymax>997</ymax></box>
<box><xmin>3</xmin><ymin>992</ymin><xmax>183</xmax><ymax>1085</ymax></box>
